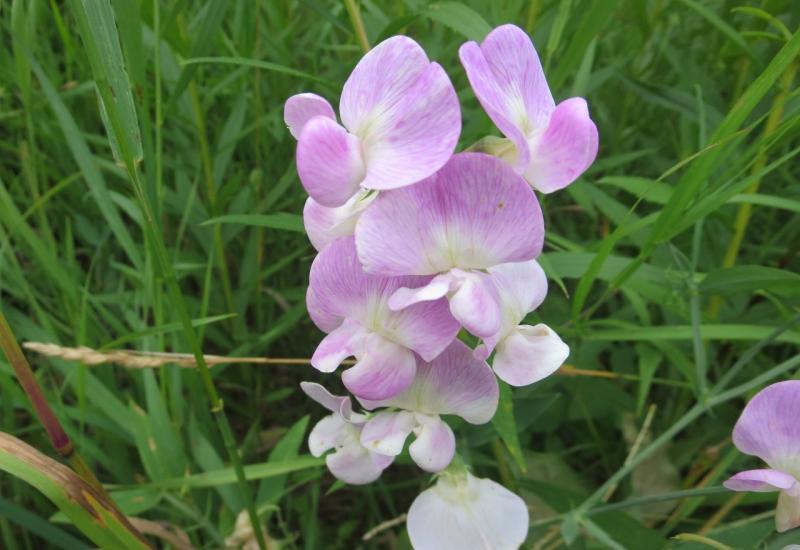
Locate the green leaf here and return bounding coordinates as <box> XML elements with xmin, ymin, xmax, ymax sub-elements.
<box><xmin>0</xmin><ymin>495</ymin><xmax>89</xmax><ymax>550</ymax></box>
<box><xmin>491</xmin><ymin>382</ymin><xmax>526</xmax><ymax>472</ymax></box>
<box><xmin>425</xmin><ymin>2</ymin><xmax>492</xmax><ymax>42</ymax></box>
<box><xmin>257</xmin><ymin>415</ymin><xmax>309</xmax><ymax>506</ymax></box>
<box><xmin>0</xmin><ymin>432</ymin><xmax>149</xmax><ymax>549</ymax></box>
<box><xmin>201</xmin><ymin>213</ymin><xmax>305</xmax><ymax>233</ymax></box>
<box><xmin>700</xmin><ymin>265</ymin><xmax>800</xmax><ymax>296</ymax></box>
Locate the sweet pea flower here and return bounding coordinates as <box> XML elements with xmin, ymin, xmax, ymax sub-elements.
<box><xmin>358</xmin><ymin>340</ymin><xmax>499</xmax><ymax>472</ymax></box>
<box><xmin>307</xmin><ymin>237</ymin><xmax>459</xmax><ymax>400</ymax></box>
<box><xmin>356</xmin><ymin>152</ymin><xmax>544</xmax><ymax>338</ymax></box>
<box><xmin>303</xmin><ymin>191</ymin><xmax>376</xmax><ymax>251</ymax></box>
<box><xmin>407</xmin><ymin>469</ymin><xmax>529</xmax><ymax>549</ymax></box>
<box><xmin>724</xmin><ymin>380</ymin><xmax>800</xmax><ymax>532</ymax></box>
<box><xmin>459</xmin><ymin>24</ymin><xmax>598</xmax><ymax>193</ymax></box>
<box><xmin>300</xmin><ymin>382</ymin><xmax>393</xmax><ymax>485</ymax></box>
<box><xmin>284</xmin><ymin>36</ymin><xmax>460</xmax><ymax>209</ymax></box>
<box><xmin>474</xmin><ymin>260</ymin><xmax>569</xmax><ymax>386</ymax></box>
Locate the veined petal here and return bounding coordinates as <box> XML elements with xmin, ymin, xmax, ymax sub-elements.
<box><xmin>356</xmin><ymin>153</ymin><xmax>544</xmax><ymax>276</ymax></box>
<box><xmin>339</xmin><ymin>37</ymin><xmax>459</xmax><ymax>192</ymax></box>
<box><xmin>310</xmin><ymin>318</ymin><xmax>366</xmax><ymax>373</ymax></box>
<box><xmin>448</xmin><ymin>269</ymin><xmax>502</xmax><ymax>338</ymax></box>
<box><xmin>723</xmin><ymin>468</ymin><xmax>799</xmax><ymax>494</ymax></box>
<box><xmin>284</xmin><ymin>93</ymin><xmax>335</xmax><ymax>139</ymax></box>
<box><xmin>342</xmin><ymin>333</ymin><xmax>417</xmax><ymax>400</ymax></box>
<box><xmin>523</xmin><ymin>97</ymin><xmax>598</xmax><ymax>193</ymax></box>
<box><xmin>308</xmin><ymin>414</ymin><xmax>349</xmax><ymax>457</ymax></box>
<box><xmin>360</xmin><ymin>340</ymin><xmax>498</xmax><ymax>424</ymax></box>
<box><xmin>309</xmin><ymin>238</ymin><xmax>459</xmax><ymax>363</ymax></box>
<box><xmin>493</xmin><ymin>324</ymin><xmax>569</xmax><ymax>387</ymax></box>
<box><xmin>776</xmin><ymin>491</ymin><xmax>800</xmax><ymax>533</ymax></box>
<box><xmin>303</xmin><ymin>192</ymin><xmax>375</xmax><ymax>251</ymax></box>
<box><xmin>300</xmin><ymin>381</ymin><xmax>353</xmax><ymax>419</ymax></box>
<box><xmin>326</xmin><ymin>440</ymin><xmax>394</xmax><ymax>485</ymax></box>
<box><xmin>360</xmin><ymin>410</ymin><xmax>416</xmax><ymax>456</ymax></box>
<box><xmin>358</xmin><ymin>61</ymin><xmax>460</xmax><ymax>191</ymax></box>
<box><xmin>408</xmin><ymin>414</ymin><xmax>455</xmax><ymax>472</ymax></box>
<box><xmin>459</xmin><ymin>24</ymin><xmax>554</xmax><ymax>172</ymax></box>
<box><xmin>296</xmin><ymin>116</ymin><xmax>365</xmax><ymax>207</ymax></box>
<box><xmin>388</xmin><ymin>274</ymin><xmax>453</xmax><ymax>311</ymax></box>
<box><xmin>731</xmin><ymin>380</ymin><xmax>800</xmax><ymax>475</ymax></box>
<box><xmin>407</xmin><ymin>471</ymin><xmax>529</xmax><ymax>550</ymax></box>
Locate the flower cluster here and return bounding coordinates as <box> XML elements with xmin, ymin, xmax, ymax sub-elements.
<box><xmin>285</xmin><ymin>24</ymin><xmax>597</xmax><ymax>549</ymax></box>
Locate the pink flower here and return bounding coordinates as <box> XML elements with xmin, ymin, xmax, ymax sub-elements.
<box><xmin>358</xmin><ymin>340</ymin><xmax>498</xmax><ymax>472</ymax></box>
<box><xmin>356</xmin><ymin>152</ymin><xmax>544</xmax><ymax>338</ymax></box>
<box><xmin>475</xmin><ymin>260</ymin><xmax>569</xmax><ymax>386</ymax></box>
<box><xmin>285</xmin><ymin>36</ymin><xmax>461</xmax><ymax>209</ymax></box>
<box><xmin>724</xmin><ymin>380</ymin><xmax>800</xmax><ymax>532</ymax></box>
<box><xmin>459</xmin><ymin>24</ymin><xmax>598</xmax><ymax>193</ymax></box>
<box><xmin>300</xmin><ymin>382</ymin><xmax>393</xmax><ymax>485</ymax></box>
<box><xmin>307</xmin><ymin>237</ymin><xmax>459</xmax><ymax>400</ymax></box>
<box><xmin>407</xmin><ymin>470</ymin><xmax>529</xmax><ymax>549</ymax></box>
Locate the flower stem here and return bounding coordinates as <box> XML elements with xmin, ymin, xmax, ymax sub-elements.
<box><xmin>344</xmin><ymin>0</ymin><xmax>370</xmax><ymax>53</ymax></box>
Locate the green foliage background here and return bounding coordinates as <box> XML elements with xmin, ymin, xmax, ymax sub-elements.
<box><xmin>0</xmin><ymin>0</ymin><xmax>799</xmax><ymax>548</ymax></box>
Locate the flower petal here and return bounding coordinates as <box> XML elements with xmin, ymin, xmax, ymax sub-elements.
<box><xmin>342</xmin><ymin>333</ymin><xmax>417</xmax><ymax>400</ymax></box>
<box><xmin>310</xmin><ymin>318</ymin><xmax>366</xmax><ymax>373</ymax></box>
<box><xmin>296</xmin><ymin>116</ymin><xmax>365</xmax><ymax>207</ymax></box>
<box><xmin>308</xmin><ymin>414</ymin><xmax>349</xmax><ymax>457</ymax></box>
<box><xmin>339</xmin><ymin>37</ymin><xmax>460</xmax><ymax>191</ymax></box>
<box><xmin>448</xmin><ymin>269</ymin><xmax>502</xmax><ymax>338</ymax></box>
<box><xmin>360</xmin><ymin>410</ymin><xmax>416</xmax><ymax>456</ymax></box>
<box><xmin>361</xmin><ymin>340</ymin><xmax>498</xmax><ymax>424</ymax></box>
<box><xmin>388</xmin><ymin>274</ymin><xmax>453</xmax><ymax>311</ymax></box>
<box><xmin>723</xmin><ymin>468</ymin><xmax>799</xmax><ymax>493</ymax></box>
<box><xmin>309</xmin><ymin>238</ymin><xmax>459</xmax><ymax>362</ymax></box>
<box><xmin>356</xmin><ymin>152</ymin><xmax>544</xmax><ymax>276</ymax></box>
<box><xmin>776</xmin><ymin>491</ymin><xmax>800</xmax><ymax>533</ymax></box>
<box><xmin>303</xmin><ymin>192</ymin><xmax>374</xmax><ymax>251</ymax></box>
<box><xmin>408</xmin><ymin>414</ymin><xmax>455</xmax><ymax>472</ymax></box>
<box><xmin>284</xmin><ymin>93</ymin><xmax>335</xmax><ymax>139</ymax></box>
<box><xmin>478</xmin><ymin>259</ymin><xmax>548</xmax><ymax>357</ymax></box>
<box><xmin>493</xmin><ymin>324</ymin><xmax>569</xmax><ymax>387</ymax></box>
<box><xmin>523</xmin><ymin>97</ymin><xmax>598</xmax><ymax>193</ymax></box>
<box><xmin>326</xmin><ymin>442</ymin><xmax>394</xmax><ymax>485</ymax></box>
<box><xmin>459</xmin><ymin>24</ymin><xmax>554</xmax><ymax>172</ymax></box>
<box><xmin>731</xmin><ymin>380</ymin><xmax>800</xmax><ymax>472</ymax></box>
<box><xmin>300</xmin><ymin>381</ymin><xmax>353</xmax><ymax>419</ymax></box>
<box><xmin>407</xmin><ymin>472</ymin><xmax>529</xmax><ymax>550</ymax></box>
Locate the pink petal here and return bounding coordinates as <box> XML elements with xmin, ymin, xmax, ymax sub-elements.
<box><xmin>777</xmin><ymin>491</ymin><xmax>800</xmax><ymax>532</ymax></box>
<box><xmin>459</xmin><ymin>24</ymin><xmax>554</xmax><ymax>172</ymax></box>
<box><xmin>284</xmin><ymin>93</ymin><xmax>335</xmax><ymax>139</ymax></box>
<box><xmin>356</xmin><ymin>153</ymin><xmax>544</xmax><ymax>276</ymax></box>
<box><xmin>524</xmin><ymin>97</ymin><xmax>599</xmax><ymax>193</ymax></box>
<box><xmin>388</xmin><ymin>275</ymin><xmax>453</xmax><ymax>311</ymax></box>
<box><xmin>407</xmin><ymin>472</ymin><xmax>529</xmax><ymax>550</ymax></box>
<box><xmin>731</xmin><ymin>380</ymin><xmax>800</xmax><ymax>471</ymax></box>
<box><xmin>493</xmin><ymin>324</ymin><xmax>569</xmax><ymax>387</ymax></box>
<box><xmin>360</xmin><ymin>340</ymin><xmax>498</xmax><ymax>424</ymax></box>
<box><xmin>408</xmin><ymin>414</ymin><xmax>455</xmax><ymax>472</ymax></box>
<box><xmin>448</xmin><ymin>269</ymin><xmax>502</xmax><ymax>338</ymax></box>
<box><xmin>360</xmin><ymin>411</ymin><xmax>416</xmax><ymax>456</ymax></box>
<box><xmin>308</xmin><ymin>238</ymin><xmax>459</xmax><ymax>362</ymax></box>
<box><xmin>479</xmin><ymin>259</ymin><xmax>548</xmax><ymax>357</ymax></box>
<box><xmin>300</xmin><ymin>381</ymin><xmax>353</xmax><ymax>419</ymax></box>
<box><xmin>310</xmin><ymin>318</ymin><xmax>366</xmax><ymax>373</ymax></box>
<box><xmin>342</xmin><ymin>333</ymin><xmax>417</xmax><ymax>400</ymax></box>
<box><xmin>326</xmin><ymin>441</ymin><xmax>394</xmax><ymax>485</ymax></box>
<box><xmin>303</xmin><ymin>192</ymin><xmax>374</xmax><ymax>251</ymax></box>
<box><xmin>339</xmin><ymin>37</ymin><xmax>460</xmax><ymax>191</ymax></box>
<box><xmin>296</xmin><ymin>116</ymin><xmax>365</xmax><ymax>207</ymax></box>
<box><xmin>306</xmin><ymin>284</ymin><xmax>341</xmax><ymax>333</ymax></box>
<box><xmin>723</xmin><ymin>468</ymin><xmax>799</xmax><ymax>493</ymax></box>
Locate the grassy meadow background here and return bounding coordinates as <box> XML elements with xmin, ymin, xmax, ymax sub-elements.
<box><xmin>1</xmin><ymin>0</ymin><xmax>800</xmax><ymax>548</ymax></box>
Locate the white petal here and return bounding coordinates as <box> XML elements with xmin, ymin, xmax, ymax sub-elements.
<box><xmin>407</xmin><ymin>472</ymin><xmax>529</xmax><ymax>550</ymax></box>
<box><xmin>777</xmin><ymin>491</ymin><xmax>800</xmax><ymax>533</ymax></box>
<box><xmin>308</xmin><ymin>415</ymin><xmax>349</xmax><ymax>457</ymax></box>
<box><xmin>493</xmin><ymin>324</ymin><xmax>569</xmax><ymax>387</ymax></box>
<box><xmin>300</xmin><ymin>381</ymin><xmax>353</xmax><ymax>419</ymax></box>
<box><xmin>408</xmin><ymin>414</ymin><xmax>455</xmax><ymax>472</ymax></box>
<box><xmin>360</xmin><ymin>411</ymin><xmax>416</xmax><ymax>456</ymax></box>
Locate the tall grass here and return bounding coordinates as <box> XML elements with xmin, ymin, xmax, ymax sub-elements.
<box><xmin>0</xmin><ymin>1</ymin><xmax>798</xmax><ymax>548</ymax></box>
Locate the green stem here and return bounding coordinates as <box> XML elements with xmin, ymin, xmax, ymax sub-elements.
<box><xmin>344</xmin><ymin>0</ymin><xmax>370</xmax><ymax>53</ymax></box>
